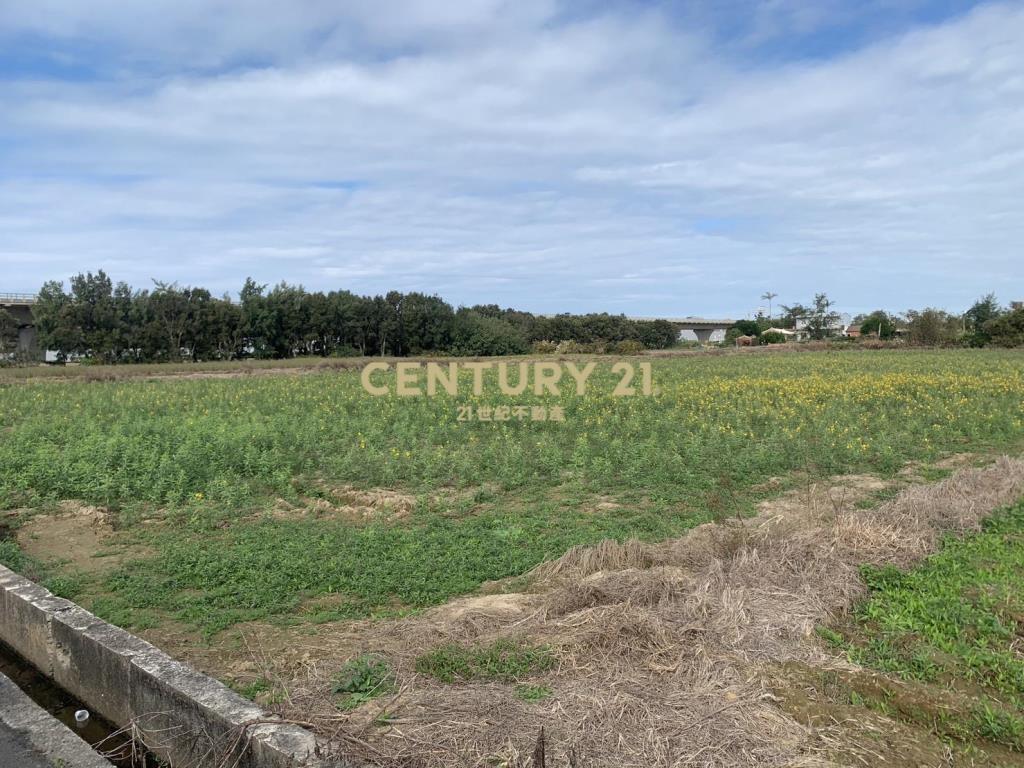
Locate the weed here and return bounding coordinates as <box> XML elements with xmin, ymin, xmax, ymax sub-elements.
<box><xmin>415</xmin><ymin>639</ymin><xmax>555</xmax><ymax>684</ymax></box>
<box><xmin>515</xmin><ymin>684</ymin><xmax>553</xmax><ymax>702</ymax></box>
<box><xmin>333</xmin><ymin>654</ymin><xmax>395</xmax><ymax>710</ymax></box>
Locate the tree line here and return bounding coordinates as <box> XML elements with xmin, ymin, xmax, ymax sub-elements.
<box><xmin>729</xmin><ymin>292</ymin><xmax>1024</xmax><ymax>347</ymax></box>
<box><xmin>6</xmin><ymin>271</ymin><xmax>680</xmax><ymax>362</ymax></box>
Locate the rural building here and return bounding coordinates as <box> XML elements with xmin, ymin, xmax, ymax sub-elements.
<box><xmin>792</xmin><ymin>313</ymin><xmax>852</xmax><ymax>341</ymax></box>
<box><xmin>761</xmin><ymin>327</ymin><xmax>796</xmax><ymax>338</ymax></box>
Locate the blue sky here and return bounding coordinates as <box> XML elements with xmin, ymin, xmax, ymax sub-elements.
<box><xmin>2</xmin><ymin>0</ymin><xmax>1022</xmax><ymax>317</ymax></box>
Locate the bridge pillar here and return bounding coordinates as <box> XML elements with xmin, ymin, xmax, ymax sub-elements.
<box><xmin>17</xmin><ymin>325</ymin><xmax>37</xmax><ymax>354</ymax></box>
<box><xmin>693</xmin><ymin>328</ymin><xmax>713</xmax><ymax>343</ymax></box>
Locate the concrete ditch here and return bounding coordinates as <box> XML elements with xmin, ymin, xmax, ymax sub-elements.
<box><xmin>0</xmin><ymin>564</ymin><xmax>354</xmax><ymax>768</ymax></box>
<box><xmin>0</xmin><ymin>668</ymin><xmax>115</xmax><ymax>768</ymax></box>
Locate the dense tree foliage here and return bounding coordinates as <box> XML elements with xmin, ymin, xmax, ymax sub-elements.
<box><xmin>963</xmin><ymin>293</ymin><xmax>1002</xmax><ymax>347</ymax></box>
<box><xmin>0</xmin><ymin>309</ymin><xmax>17</xmax><ymax>354</ymax></box>
<box><xmin>984</xmin><ymin>306</ymin><xmax>1024</xmax><ymax>348</ymax></box>
<box><xmin>30</xmin><ymin>271</ymin><xmax>682</xmax><ymax>362</ymax></box>
<box><xmin>905</xmin><ymin>308</ymin><xmax>962</xmax><ymax>346</ymax></box>
<box><xmin>859</xmin><ymin>310</ymin><xmax>897</xmax><ymax>340</ymax></box>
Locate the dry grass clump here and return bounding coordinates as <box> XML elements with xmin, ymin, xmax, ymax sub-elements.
<box><xmin>277</xmin><ymin>457</ymin><xmax>1024</xmax><ymax>767</ymax></box>
<box><xmin>531</xmin><ymin>538</ymin><xmax>655</xmax><ymax>580</ymax></box>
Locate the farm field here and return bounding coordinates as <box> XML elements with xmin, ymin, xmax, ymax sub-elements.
<box><xmin>2</xmin><ymin>348</ymin><xmax>1024</xmax><ymax>766</ymax></box>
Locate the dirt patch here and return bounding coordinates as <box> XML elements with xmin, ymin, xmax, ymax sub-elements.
<box><xmin>16</xmin><ymin>502</ymin><xmax>142</xmax><ymax>576</ymax></box>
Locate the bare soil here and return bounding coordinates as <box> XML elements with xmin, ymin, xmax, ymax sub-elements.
<box><xmin>16</xmin><ymin>501</ymin><xmax>149</xmax><ymax>576</ymax></box>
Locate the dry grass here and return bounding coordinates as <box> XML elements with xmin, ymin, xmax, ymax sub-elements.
<box><xmin>266</xmin><ymin>457</ymin><xmax>1024</xmax><ymax>767</ymax></box>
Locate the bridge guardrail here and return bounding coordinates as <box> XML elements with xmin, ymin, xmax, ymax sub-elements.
<box><xmin>0</xmin><ymin>293</ymin><xmax>38</xmax><ymax>304</ymax></box>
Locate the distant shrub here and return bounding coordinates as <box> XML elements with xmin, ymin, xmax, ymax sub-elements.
<box><xmin>730</xmin><ymin>320</ymin><xmax>761</xmax><ymax>338</ymax></box>
<box><xmin>451</xmin><ymin>311</ymin><xmax>530</xmax><ymax>356</ymax></box>
<box><xmin>555</xmin><ymin>340</ymin><xmax>584</xmax><ymax>354</ymax></box>
<box><xmin>760</xmin><ymin>331</ymin><xmax>786</xmax><ymax>345</ymax></box>
<box><xmin>985</xmin><ymin>308</ymin><xmax>1024</xmax><ymax>348</ymax></box>
<box><xmin>613</xmin><ymin>339</ymin><xmax>645</xmax><ymax>355</ymax></box>
<box><xmin>531</xmin><ymin>340</ymin><xmax>557</xmax><ymax>354</ymax></box>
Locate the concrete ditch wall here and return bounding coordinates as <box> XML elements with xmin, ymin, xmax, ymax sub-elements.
<box><xmin>0</xmin><ymin>564</ymin><xmax>353</xmax><ymax>768</ymax></box>
<box><xmin>0</xmin><ymin>669</ymin><xmax>115</xmax><ymax>768</ymax></box>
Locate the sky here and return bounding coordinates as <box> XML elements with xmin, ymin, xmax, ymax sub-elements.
<box><xmin>1</xmin><ymin>0</ymin><xmax>1022</xmax><ymax>318</ymax></box>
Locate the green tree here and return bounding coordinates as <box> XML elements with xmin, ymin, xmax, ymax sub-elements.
<box><xmin>805</xmin><ymin>293</ymin><xmax>840</xmax><ymax>340</ymax></box>
<box><xmin>401</xmin><ymin>293</ymin><xmax>454</xmax><ymax>353</ymax></box>
<box><xmin>0</xmin><ymin>309</ymin><xmax>17</xmax><ymax>357</ymax></box>
<box><xmin>149</xmin><ymin>282</ymin><xmax>192</xmax><ymax>360</ymax></box>
<box><xmin>859</xmin><ymin>310</ymin><xmax>897</xmax><ymax>340</ymax></box>
<box><xmin>33</xmin><ymin>280</ymin><xmax>76</xmax><ymax>360</ymax></box>
<box><xmin>69</xmin><ymin>270</ymin><xmax>120</xmax><ymax>361</ymax></box>
<box><xmin>239</xmin><ymin>278</ymin><xmax>269</xmax><ymax>357</ymax></box>
<box><xmin>204</xmin><ymin>296</ymin><xmax>245</xmax><ymax>360</ymax></box>
<box><xmin>778</xmin><ymin>303</ymin><xmax>809</xmax><ymax>330</ymax></box>
<box><xmin>632</xmin><ymin>319</ymin><xmax>678</xmax><ymax>349</ymax></box>
<box><xmin>905</xmin><ymin>308</ymin><xmax>961</xmax><ymax>346</ymax></box>
<box><xmin>984</xmin><ymin>306</ymin><xmax>1024</xmax><ymax>347</ymax></box>
<box><xmin>451</xmin><ymin>310</ymin><xmax>529</xmax><ymax>356</ymax></box>
<box><xmin>731</xmin><ymin>319</ymin><xmax>761</xmax><ymax>337</ymax></box>
<box><xmin>964</xmin><ymin>293</ymin><xmax>1003</xmax><ymax>346</ymax></box>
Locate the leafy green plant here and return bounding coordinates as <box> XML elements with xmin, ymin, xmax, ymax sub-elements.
<box><xmin>333</xmin><ymin>654</ymin><xmax>395</xmax><ymax>710</ymax></box>
<box><xmin>515</xmin><ymin>684</ymin><xmax>553</xmax><ymax>702</ymax></box>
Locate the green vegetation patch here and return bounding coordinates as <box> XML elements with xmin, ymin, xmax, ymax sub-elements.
<box><xmin>415</xmin><ymin>639</ymin><xmax>555</xmax><ymax>684</ymax></box>
<box><xmin>90</xmin><ymin>504</ymin><xmax>702</xmax><ymax>636</ymax></box>
<box><xmin>333</xmin><ymin>654</ymin><xmax>395</xmax><ymax>710</ymax></box>
<box><xmin>2</xmin><ymin>351</ymin><xmax>1024</xmax><ymax>636</ymax></box>
<box><xmin>514</xmin><ymin>683</ymin><xmax>553</xmax><ymax>702</ymax></box>
<box><xmin>823</xmin><ymin>497</ymin><xmax>1024</xmax><ymax>749</ymax></box>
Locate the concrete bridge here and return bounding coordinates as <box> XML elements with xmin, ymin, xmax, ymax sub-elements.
<box><xmin>0</xmin><ymin>293</ymin><xmax>38</xmax><ymax>355</ymax></box>
<box><xmin>630</xmin><ymin>316</ymin><xmax>735</xmax><ymax>343</ymax></box>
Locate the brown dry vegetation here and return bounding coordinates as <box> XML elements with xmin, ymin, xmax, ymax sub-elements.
<box><xmin>223</xmin><ymin>457</ymin><xmax>1024</xmax><ymax>768</ymax></box>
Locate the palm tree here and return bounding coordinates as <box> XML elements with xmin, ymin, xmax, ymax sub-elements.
<box><xmin>761</xmin><ymin>291</ymin><xmax>778</xmax><ymax>320</ymax></box>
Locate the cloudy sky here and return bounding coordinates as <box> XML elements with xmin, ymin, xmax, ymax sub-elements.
<box><xmin>2</xmin><ymin>1</ymin><xmax>1022</xmax><ymax>317</ymax></box>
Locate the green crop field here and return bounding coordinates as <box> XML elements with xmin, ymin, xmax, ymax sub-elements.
<box><xmin>1</xmin><ymin>349</ymin><xmax>1023</xmax><ymax>637</ymax></box>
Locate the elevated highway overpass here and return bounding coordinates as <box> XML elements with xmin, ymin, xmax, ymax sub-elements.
<box><xmin>629</xmin><ymin>316</ymin><xmax>735</xmax><ymax>343</ymax></box>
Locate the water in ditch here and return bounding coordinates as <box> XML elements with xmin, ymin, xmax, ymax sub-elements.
<box><xmin>0</xmin><ymin>635</ymin><xmax>161</xmax><ymax>766</ymax></box>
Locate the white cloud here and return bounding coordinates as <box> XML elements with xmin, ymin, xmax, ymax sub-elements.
<box><xmin>2</xmin><ymin>1</ymin><xmax>1023</xmax><ymax>316</ymax></box>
